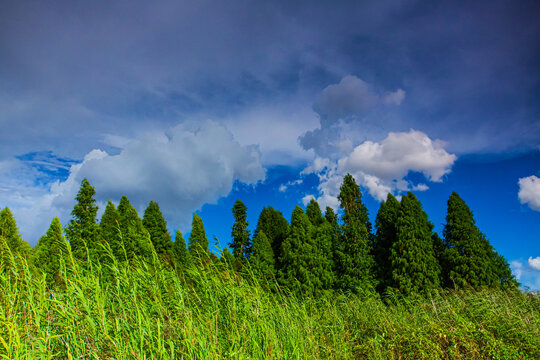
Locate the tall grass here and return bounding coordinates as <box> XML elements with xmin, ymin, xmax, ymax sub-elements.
<box><xmin>0</xmin><ymin>253</ymin><xmax>538</xmax><ymax>359</ymax></box>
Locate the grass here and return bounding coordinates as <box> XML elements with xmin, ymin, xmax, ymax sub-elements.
<box><xmin>0</xmin><ymin>254</ymin><xmax>538</xmax><ymax>359</ymax></box>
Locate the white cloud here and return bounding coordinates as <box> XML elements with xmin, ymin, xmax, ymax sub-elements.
<box><xmin>529</xmin><ymin>256</ymin><xmax>540</xmax><ymax>271</ymax></box>
<box><xmin>382</xmin><ymin>89</ymin><xmax>406</xmax><ymax>106</ymax></box>
<box><xmin>518</xmin><ymin>175</ymin><xmax>540</xmax><ymax>211</ymax></box>
<box><xmin>279</xmin><ymin>179</ymin><xmax>303</xmax><ymax>193</ymax></box>
<box><xmin>303</xmin><ymin>129</ymin><xmax>456</xmax><ymax>206</ymax></box>
<box><xmin>0</xmin><ymin>120</ymin><xmax>265</xmax><ymax>245</ymax></box>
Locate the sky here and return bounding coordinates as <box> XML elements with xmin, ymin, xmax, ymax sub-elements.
<box><xmin>1</xmin><ymin>0</ymin><xmax>539</xmax><ymax>289</ymax></box>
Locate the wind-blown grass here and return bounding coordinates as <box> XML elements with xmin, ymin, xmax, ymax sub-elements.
<box><xmin>0</xmin><ymin>254</ymin><xmax>538</xmax><ymax>359</ymax></box>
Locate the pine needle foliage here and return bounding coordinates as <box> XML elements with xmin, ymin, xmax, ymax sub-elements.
<box><xmin>143</xmin><ymin>200</ymin><xmax>173</xmax><ymax>255</ymax></box>
<box><xmin>188</xmin><ymin>213</ymin><xmax>209</xmax><ymax>263</ymax></box>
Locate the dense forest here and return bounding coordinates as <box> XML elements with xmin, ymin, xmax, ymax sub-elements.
<box><xmin>1</xmin><ymin>175</ymin><xmax>538</xmax><ymax>359</ymax></box>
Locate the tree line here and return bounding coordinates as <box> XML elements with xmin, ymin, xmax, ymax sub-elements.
<box><xmin>0</xmin><ymin>175</ymin><xmax>516</xmax><ymax>296</ymax></box>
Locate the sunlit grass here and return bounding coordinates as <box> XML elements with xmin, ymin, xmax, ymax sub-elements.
<box><xmin>0</xmin><ymin>253</ymin><xmax>538</xmax><ymax>359</ymax></box>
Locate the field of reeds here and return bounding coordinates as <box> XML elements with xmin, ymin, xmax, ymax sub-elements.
<box><xmin>1</xmin><ymin>252</ymin><xmax>539</xmax><ymax>359</ymax></box>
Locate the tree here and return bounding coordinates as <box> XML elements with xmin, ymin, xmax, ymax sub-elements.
<box><xmin>0</xmin><ymin>207</ymin><xmax>23</xmax><ymax>253</ymax></box>
<box><xmin>443</xmin><ymin>192</ymin><xmax>516</xmax><ymax>288</ymax></box>
<box><xmin>250</xmin><ymin>230</ymin><xmax>275</xmax><ymax>280</ymax></box>
<box><xmin>220</xmin><ymin>247</ymin><xmax>235</xmax><ymax>269</ymax></box>
<box><xmin>389</xmin><ymin>192</ymin><xmax>440</xmax><ymax>296</ymax></box>
<box><xmin>335</xmin><ymin>174</ymin><xmax>375</xmax><ymax>292</ymax></box>
<box><xmin>311</xmin><ymin>219</ymin><xmax>335</xmax><ymax>291</ymax></box>
<box><xmin>143</xmin><ymin>201</ymin><xmax>173</xmax><ymax>255</ymax></box>
<box><xmin>306</xmin><ymin>199</ymin><xmax>324</xmax><ymax>226</ymax></box>
<box><xmin>117</xmin><ymin>195</ymin><xmax>154</xmax><ymax>260</ymax></box>
<box><xmin>188</xmin><ymin>214</ymin><xmax>209</xmax><ymax>262</ymax></box>
<box><xmin>34</xmin><ymin>217</ymin><xmax>71</xmax><ymax>286</ymax></box>
<box><xmin>173</xmin><ymin>230</ymin><xmax>191</xmax><ymax>268</ymax></box>
<box><xmin>65</xmin><ymin>178</ymin><xmax>100</xmax><ymax>261</ymax></box>
<box><xmin>230</xmin><ymin>200</ymin><xmax>250</xmax><ymax>261</ymax></box>
<box><xmin>254</xmin><ymin>206</ymin><xmax>289</xmax><ymax>266</ymax></box>
<box><xmin>373</xmin><ymin>193</ymin><xmax>400</xmax><ymax>292</ymax></box>
<box><xmin>99</xmin><ymin>200</ymin><xmax>123</xmax><ymax>261</ymax></box>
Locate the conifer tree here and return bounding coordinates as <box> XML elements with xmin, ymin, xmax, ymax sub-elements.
<box><xmin>250</xmin><ymin>230</ymin><xmax>275</xmax><ymax>280</ymax></box>
<box><xmin>325</xmin><ymin>206</ymin><xmax>340</xmax><ymax>269</ymax></box>
<box><xmin>65</xmin><ymin>178</ymin><xmax>100</xmax><ymax>261</ymax></box>
<box><xmin>254</xmin><ymin>206</ymin><xmax>289</xmax><ymax>266</ymax></box>
<box><xmin>390</xmin><ymin>192</ymin><xmax>440</xmax><ymax>296</ymax></box>
<box><xmin>230</xmin><ymin>200</ymin><xmax>250</xmax><ymax>261</ymax></box>
<box><xmin>0</xmin><ymin>235</ymin><xmax>16</xmax><ymax>275</ymax></box>
<box><xmin>0</xmin><ymin>207</ymin><xmax>23</xmax><ymax>253</ymax></box>
<box><xmin>117</xmin><ymin>195</ymin><xmax>154</xmax><ymax>260</ymax></box>
<box><xmin>35</xmin><ymin>217</ymin><xmax>70</xmax><ymax>286</ymax></box>
<box><xmin>311</xmin><ymin>219</ymin><xmax>335</xmax><ymax>291</ymax></box>
<box><xmin>220</xmin><ymin>247</ymin><xmax>235</xmax><ymax>269</ymax></box>
<box><xmin>373</xmin><ymin>193</ymin><xmax>400</xmax><ymax>292</ymax></box>
<box><xmin>143</xmin><ymin>201</ymin><xmax>172</xmax><ymax>254</ymax></box>
<box><xmin>335</xmin><ymin>174</ymin><xmax>375</xmax><ymax>292</ymax></box>
<box><xmin>188</xmin><ymin>214</ymin><xmax>209</xmax><ymax>262</ymax></box>
<box><xmin>306</xmin><ymin>199</ymin><xmax>324</xmax><ymax>226</ymax></box>
<box><xmin>443</xmin><ymin>192</ymin><xmax>516</xmax><ymax>288</ymax></box>
<box><xmin>173</xmin><ymin>230</ymin><xmax>191</xmax><ymax>267</ymax></box>
<box><xmin>99</xmin><ymin>200</ymin><xmax>124</xmax><ymax>261</ymax></box>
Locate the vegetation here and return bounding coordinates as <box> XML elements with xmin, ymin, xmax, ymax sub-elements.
<box><xmin>0</xmin><ymin>175</ymin><xmax>534</xmax><ymax>359</ymax></box>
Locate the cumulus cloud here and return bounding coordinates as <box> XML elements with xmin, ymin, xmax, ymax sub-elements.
<box><xmin>511</xmin><ymin>259</ymin><xmax>540</xmax><ymax>291</ymax></box>
<box><xmin>0</xmin><ymin>120</ymin><xmax>265</xmax><ymax>244</ymax></box>
<box><xmin>529</xmin><ymin>256</ymin><xmax>540</xmax><ymax>271</ymax></box>
<box><xmin>518</xmin><ymin>175</ymin><xmax>540</xmax><ymax>211</ymax></box>
<box><xmin>300</xmin><ymin>75</ymin><xmax>406</xmax><ymax>158</ymax></box>
<box><xmin>279</xmin><ymin>179</ymin><xmax>303</xmax><ymax>192</ymax></box>
<box><xmin>303</xmin><ymin>129</ymin><xmax>456</xmax><ymax>206</ymax></box>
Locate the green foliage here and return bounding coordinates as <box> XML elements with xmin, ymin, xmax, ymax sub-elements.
<box><xmin>99</xmin><ymin>200</ymin><xmax>124</xmax><ymax>261</ymax></box>
<box><xmin>335</xmin><ymin>174</ymin><xmax>375</xmax><ymax>292</ymax></box>
<box><xmin>230</xmin><ymin>200</ymin><xmax>250</xmax><ymax>261</ymax></box>
<box><xmin>65</xmin><ymin>178</ymin><xmax>100</xmax><ymax>262</ymax></box>
<box><xmin>306</xmin><ymin>199</ymin><xmax>324</xmax><ymax>226</ymax></box>
<box><xmin>34</xmin><ymin>217</ymin><xmax>71</xmax><ymax>286</ymax></box>
<box><xmin>143</xmin><ymin>201</ymin><xmax>172</xmax><ymax>255</ymax></box>
<box><xmin>250</xmin><ymin>230</ymin><xmax>275</xmax><ymax>280</ymax></box>
<box><xmin>117</xmin><ymin>195</ymin><xmax>154</xmax><ymax>260</ymax></box>
<box><xmin>390</xmin><ymin>192</ymin><xmax>440</xmax><ymax>296</ymax></box>
<box><xmin>443</xmin><ymin>192</ymin><xmax>517</xmax><ymax>289</ymax></box>
<box><xmin>172</xmin><ymin>230</ymin><xmax>191</xmax><ymax>268</ymax></box>
<box><xmin>373</xmin><ymin>193</ymin><xmax>400</xmax><ymax>292</ymax></box>
<box><xmin>0</xmin><ymin>207</ymin><xmax>23</xmax><ymax>253</ymax></box>
<box><xmin>220</xmin><ymin>247</ymin><xmax>235</xmax><ymax>269</ymax></box>
<box><xmin>254</xmin><ymin>206</ymin><xmax>288</xmax><ymax>266</ymax></box>
<box><xmin>188</xmin><ymin>214</ymin><xmax>209</xmax><ymax>262</ymax></box>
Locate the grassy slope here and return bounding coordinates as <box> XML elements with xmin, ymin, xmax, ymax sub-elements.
<box><xmin>0</xmin><ymin>255</ymin><xmax>538</xmax><ymax>359</ymax></box>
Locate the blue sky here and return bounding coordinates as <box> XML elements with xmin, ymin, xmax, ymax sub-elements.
<box><xmin>1</xmin><ymin>0</ymin><xmax>539</xmax><ymax>289</ymax></box>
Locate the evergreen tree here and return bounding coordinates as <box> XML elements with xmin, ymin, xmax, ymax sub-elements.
<box><xmin>311</xmin><ymin>219</ymin><xmax>335</xmax><ymax>291</ymax></box>
<box><xmin>34</xmin><ymin>217</ymin><xmax>70</xmax><ymax>286</ymax></box>
<box><xmin>220</xmin><ymin>247</ymin><xmax>235</xmax><ymax>269</ymax></box>
<box><xmin>306</xmin><ymin>199</ymin><xmax>324</xmax><ymax>226</ymax></box>
<box><xmin>65</xmin><ymin>178</ymin><xmax>100</xmax><ymax>261</ymax></box>
<box><xmin>373</xmin><ymin>193</ymin><xmax>400</xmax><ymax>292</ymax></box>
<box><xmin>325</xmin><ymin>206</ymin><xmax>341</xmax><ymax>271</ymax></box>
<box><xmin>0</xmin><ymin>207</ymin><xmax>23</xmax><ymax>253</ymax></box>
<box><xmin>0</xmin><ymin>235</ymin><xmax>16</xmax><ymax>275</ymax></box>
<box><xmin>250</xmin><ymin>230</ymin><xmax>275</xmax><ymax>280</ymax></box>
<box><xmin>335</xmin><ymin>174</ymin><xmax>375</xmax><ymax>292</ymax></box>
<box><xmin>173</xmin><ymin>230</ymin><xmax>191</xmax><ymax>267</ymax></box>
<box><xmin>254</xmin><ymin>206</ymin><xmax>289</xmax><ymax>266</ymax></box>
<box><xmin>99</xmin><ymin>200</ymin><xmax>124</xmax><ymax>261</ymax></box>
<box><xmin>230</xmin><ymin>200</ymin><xmax>250</xmax><ymax>261</ymax></box>
<box><xmin>143</xmin><ymin>201</ymin><xmax>173</xmax><ymax>255</ymax></box>
<box><xmin>188</xmin><ymin>214</ymin><xmax>209</xmax><ymax>262</ymax></box>
<box><xmin>117</xmin><ymin>195</ymin><xmax>154</xmax><ymax>260</ymax></box>
<box><xmin>390</xmin><ymin>192</ymin><xmax>440</xmax><ymax>296</ymax></box>
<box><xmin>443</xmin><ymin>192</ymin><xmax>516</xmax><ymax>288</ymax></box>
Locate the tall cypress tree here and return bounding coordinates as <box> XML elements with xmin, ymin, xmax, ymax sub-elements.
<box><xmin>335</xmin><ymin>174</ymin><xmax>375</xmax><ymax>292</ymax></box>
<box><xmin>443</xmin><ymin>192</ymin><xmax>516</xmax><ymax>288</ymax></box>
<box><xmin>0</xmin><ymin>207</ymin><xmax>23</xmax><ymax>253</ymax></box>
<box><xmin>65</xmin><ymin>178</ymin><xmax>100</xmax><ymax>261</ymax></box>
<box><xmin>117</xmin><ymin>195</ymin><xmax>154</xmax><ymax>260</ymax></box>
<box><xmin>373</xmin><ymin>193</ymin><xmax>401</xmax><ymax>292</ymax></box>
<box><xmin>250</xmin><ymin>230</ymin><xmax>275</xmax><ymax>280</ymax></box>
<box><xmin>143</xmin><ymin>201</ymin><xmax>172</xmax><ymax>255</ymax></box>
<box><xmin>35</xmin><ymin>217</ymin><xmax>70</xmax><ymax>286</ymax></box>
<box><xmin>254</xmin><ymin>206</ymin><xmax>289</xmax><ymax>266</ymax></box>
<box><xmin>99</xmin><ymin>200</ymin><xmax>123</xmax><ymax>261</ymax></box>
<box><xmin>188</xmin><ymin>214</ymin><xmax>209</xmax><ymax>262</ymax></box>
<box><xmin>230</xmin><ymin>200</ymin><xmax>250</xmax><ymax>261</ymax></box>
<box><xmin>390</xmin><ymin>192</ymin><xmax>440</xmax><ymax>296</ymax></box>
<box><xmin>172</xmin><ymin>230</ymin><xmax>191</xmax><ymax>268</ymax></box>
<box><xmin>306</xmin><ymin>199</ymin><xmax>324</xmax><ymax>227</ymax></box>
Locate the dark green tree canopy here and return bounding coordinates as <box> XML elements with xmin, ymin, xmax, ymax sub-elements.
<box><xmin>254</xmin><ymin>206</ymin><xmax>289</xmax><ymax>265</ymax></box>
<box><xmin>173</xmin><ymin>230</ymin><xmax>191</xmax><ymax>268</ymax></box>
<box><xmin>143</xmin><ymin>200</ymin><xmax>172</xmax><ymax>254</ymax></box>
<box><xmin>99</xmin><ymin>200</ymin><xmax>123</xmax><ymax>261</ymax></box>
<box><xmin>65</xmin><ymin>178</ymin><xmax>100</xmax><ymax>261</ymax></box>
<box><xmin>35</xmin><ymin>217</ymin><xmax>70</xmax><ymax>286</ymax></box>
<box><xmin>0</xmin><ymin>207</ymin><xmax>23</xmax><ymax>253</ymax></box>
<box><xmin>250</xmin><ymin>230</ymin><xmax>275</xmax><ymax>280</ymax></box>
<box><xmin>306</xmin><ymin>199</ymin><xmax>324</xmax><ymax>227</ymax></box>
<box><xmin>117</xmin><ymin>195</ymin><xmax>154</xmax><ymax>260</ymax></box>
<box><xmin>189</xmin><ymin>214</ymin><xmax>209</xmax><ymax>261</ymax></box>
<box><xmin>230</xmin><ymin>200</ymin><xmax>250</xmax><ymax>260</ymax></box>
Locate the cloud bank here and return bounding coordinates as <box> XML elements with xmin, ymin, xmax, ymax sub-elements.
<box><xmin>518</xmin><ymin>175</ymin><xmax>540</xmax><ymax>211</ymax></box>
